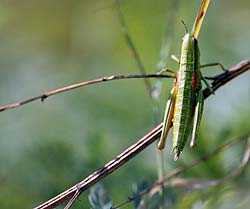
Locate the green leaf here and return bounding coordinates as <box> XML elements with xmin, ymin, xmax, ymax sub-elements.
<box><xmin>88</xmin><ymin>184</ymin><xmax>112</xmax><ymax>209</ymax></box>
<box><xmin>131</xmin><ymin>180</ymin><xmax>150</xmax><ymax>209</ymax></box>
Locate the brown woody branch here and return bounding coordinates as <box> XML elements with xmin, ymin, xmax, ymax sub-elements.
<box><xmin>203</xmin><ymin>58</ymin><xmax>250</xmax><ymax>99</ymax></box>
<box><xmin>33</xmin><ymin>58</ymin><xmax>250</xmax><ymax>209</ymax></box>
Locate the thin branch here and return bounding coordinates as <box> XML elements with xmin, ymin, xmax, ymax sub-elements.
<box><xmin>112</xmin><ymin>134</ymin><xmax>249</xmax><ymax>209</ymax></box>
<box><xmin>221</xmin><ymin>134</ymin><xmax>250</xmax><ymax>181</ymax></box>
<box><xmin>164</xmin><ymin>178</ymin><xmax>219</xmax><ymax>189</ymax></box>
<box><xmin>203</xmin><ymin>58</ymin><xmax>250</xmax><ymax>99</ymax></box>
<box><xmin>0</xmin><ymin>74</ymin><xmax>172</xmax><ymax>112</ymax></box>
<box><xmin>152</xmin><ymin>1</ymin><xmax>180</xmax><ymax>205</ymax></box>
<box><xmin>1</xmin><ymin>58</ymin><xmax>250</xmax><ymax>113</ymax></box>
<box><xmin>146</xmin><ymin>135</ymin><xmax>250</xmax><ymax>208</ymax></box>
<box><xmin>152</xmin><ymin>135</ymin><xmax>249</xmax><ymax>193</ymax></box>
<box><xmin>34</xmin><ymin>123</ymin><xmax>162</xmax><ymax>209</ymax></box>
<box><xmin>34</xmin><ymin>59</ymin><xmax>250</xmax><ymax>209</ymax></box>
<box><xmin>155</xmin><ymin>0</ymin><xmax>179</xmax><ymax>72</ymax></box>
<box><xmin>152</xmin><ymin>0</ymin><xmax>180</xmax><ymax>100</ymax></box>
<box><xmin>115</xmin><ymin>0</ymin><xmax>152</xmax><ymax>94</ymax></box>
<box><xmin>63</xmin><ymin>189</ymin><xmax>81</xmax><ymax>209</ymax></box>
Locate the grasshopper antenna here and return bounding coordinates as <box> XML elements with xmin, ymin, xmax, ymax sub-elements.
<box><xmin>181</xmin><ymin>20</ymin><xmax>189</xmax><ymax>33</ymax></box>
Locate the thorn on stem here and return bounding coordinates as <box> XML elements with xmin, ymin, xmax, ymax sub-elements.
<box><xmin>41</xmin><ymin>95</ymin><xmax>47</xmax><ymax>102</ymax></box>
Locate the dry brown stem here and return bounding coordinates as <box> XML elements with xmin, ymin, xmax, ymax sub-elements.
<box><xmin>33</xmin><ymin>59</ymin><xmax>250</xmax><ymax>208</ymax></box>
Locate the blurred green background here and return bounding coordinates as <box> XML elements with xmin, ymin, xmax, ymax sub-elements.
<box><xmin>0</xmin><ymin>0</ymin><xmax>249</xmax><ymax>208</ymax></box>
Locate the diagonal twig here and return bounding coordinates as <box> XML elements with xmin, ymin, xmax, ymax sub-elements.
<box><xmin>145</xmin><ymin>134</ymin><xmax>250</xmax><ymax>209</ymax></box>
<box><xmin>112</xmin><ymin>134</ymin><xmax>249</xmax><ymax>209</ymax></box>
<box><xmin>221</xmin><ymin>134</ymin><xmax>250</xmax><ymax>181</ymax></box>
<box><xmin>0</xmin><ymin>74</ymin><xmax>172</xmax><ymax>112</ymax></box>
<box><xmin>115</xmin><ymin>0</ymin><xmax>152</xmax><ymax>94</ymax></box>
<box><xmin>34</xmin><ymin>59</ymin><xmax>250</xmax><ymax>209</ymax></box>
<box><xmin>35</xmin><ymin>123</ymin><xmax>162</xmax><ymax>209</ymax></box>
<box><xmin>1</xmin><ymin>58</ymin><xmax>249</xmax><ymax>113</ymax></box>
<box><xmin>63</xmin><ymin>189</ymin><xmax>81</xmax><ymax>209</ymax></box>
<box><xmin>203</xmin><ymin>58</ymin><xmax>250</xmax><ymax>99</ymax></box>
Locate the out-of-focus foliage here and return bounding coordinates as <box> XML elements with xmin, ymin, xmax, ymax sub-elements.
<box><xmin>131</xmin><ymin>180</ymin><xmax>176</xmax><ymax>209</ymax></box>
<box><xmin>131</xmin><ymin>180</ymin><xmax>152</xmax><ymax>209</ymax></box>
<box><xmin>88</xmin><ymin>184</ymin><xmax>112</xmax><ymax>209</ymax></box>
<box><xmin>0</xmin><ymin>0</ymin><xmax>249</xmax><ymax>208</ymax></box>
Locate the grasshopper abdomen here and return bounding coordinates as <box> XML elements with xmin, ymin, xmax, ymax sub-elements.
<box><xmin>172</xmin><ymin>34</ymin><xmax>201</xmax><ymax>160</ymax></box>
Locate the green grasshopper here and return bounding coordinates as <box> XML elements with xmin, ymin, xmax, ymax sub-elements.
<box><xmin>157</xmin><ymin>0</ymin><xmax>223</xmax><ymax>160</ymax></box>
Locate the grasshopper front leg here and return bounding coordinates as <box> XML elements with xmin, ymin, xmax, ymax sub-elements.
<box><xmin>158</xmin><ymin>86</ymin><xmax>176</xmax><ymax>150</ymax></box>
<box><xmin>201</xmin><ymin>75</ymin><xmax>214</xmax><ymax>94</ymax></box>
<box><xmin>200</xmin><ymin>62</ymin><xmax>226</xmax><ymax>71</ymax></box>
<box><xmin>170</xmin><ymin>54</ymin><xmax>180</xmax><ymax>64</ymax></box>
<box><xmin>190</xmin><ymin>88</ymin><xmax>204</xmax><ymax>148</ymax></box>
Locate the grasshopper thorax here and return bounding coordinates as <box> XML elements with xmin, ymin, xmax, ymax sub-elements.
<box><xmin>181</xmin><ymin>33</ymin><xmax>196</xmax><ymax>51</ymax></box>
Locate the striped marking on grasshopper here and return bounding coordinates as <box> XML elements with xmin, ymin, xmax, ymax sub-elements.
<box><xmin>158</xmin><ymin>0</ymin><xmax>212</xmax><ymax>160</ymax></box>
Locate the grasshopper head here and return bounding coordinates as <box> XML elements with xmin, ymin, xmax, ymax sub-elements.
<box><xmin>181</xmin><ymin>33</ymin><xmax>194</xmax><ymax>51</ymax></box>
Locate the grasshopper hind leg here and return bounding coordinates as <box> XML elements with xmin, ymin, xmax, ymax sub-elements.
<box><xmin>200</xmin><ymin>62</ymin><xmax>227</xmax><ymax>94</ymax></box>
<box><xmin>158</xmin><ymin>86</ymin><xmax>176</xmax><ymax>150</ymax></box>
<box><xmin>190</xmin><ymin>89</ymin><xmax>204</xmax><ymax>148</ymax></box>
<box><xmin>201</xmin><ymin>75</ymin><xmax>214</xmax><ymax>94</ymax></box>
